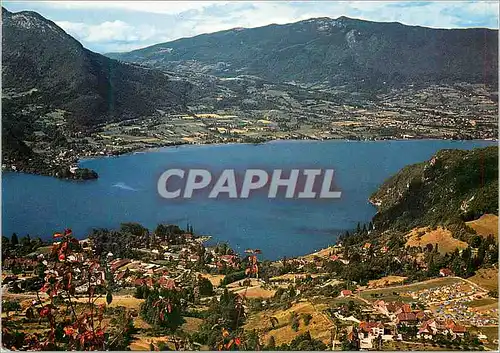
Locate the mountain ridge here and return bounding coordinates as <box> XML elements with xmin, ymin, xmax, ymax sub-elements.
<box><xmin>370</xmin><ymin>146</ymin><xmax>499</xmax><ymax>232</ymax></box>
<box><xmin>107</xmin><ymin>15</ymin><xmax>497</xmax><ymax>55</ymax></box>
<box><xmin>2</xmin><ymin>7</ymin><xmax>192</xmax><ymax>129</ymax></box>
<box><xmin>106</xmin><ymin>15</ymin><xmax>499</xmax><ymax>88</ymax></box>
<box><xmin>1</xmin><ymin>7</ymin><xmax>192</xmax><ymax>178</ymax></box>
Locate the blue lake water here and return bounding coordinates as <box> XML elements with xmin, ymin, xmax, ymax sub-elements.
<box><xmin>1</xmin><ymin>140</ymin><xmax>496</xmax><ymax>260</ymax></box>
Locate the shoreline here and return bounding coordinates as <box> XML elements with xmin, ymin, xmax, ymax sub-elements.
<box><xmin>78</xmin><ymin>136</ymin><xmax>499</xmax><ymax>164</ymax></box>
<box><xmin>3</xmin><ymin>138</ymin><xmax>497</xmax><ymax>180</ymax></box>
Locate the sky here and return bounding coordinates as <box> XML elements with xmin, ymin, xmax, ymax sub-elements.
<box><xmin>3</xmin><ymin>1</ymin><xmax>499</xmax><ymax>53</ymax></box>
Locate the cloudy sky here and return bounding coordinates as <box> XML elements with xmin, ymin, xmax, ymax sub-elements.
<box><xmin>3</xmin><ymin>1</ymin><xmax>499</xmax><ymax>53</ymax></box>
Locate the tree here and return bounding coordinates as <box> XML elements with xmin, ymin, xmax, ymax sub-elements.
<box><xmin>192</xmin><ymin>288</ymin><xmax>245</xmax><ymax>349</ymax></box>
<box><xmin>470</xmin><ymin>235</ymin><xmax>482</xmax><ymax>248</ymax></box>
<box><xmin>267</xmin><ymin>336</ymin><xmax>276</xmax><ymax>350</ymax></box>
<box><xmin>11</xmin><ymin>233</ymin><xmax>18</xmax><ymax>246</ymax></box>
<box><xmin>140</xmin><ymin>288</ymin><xmax>184</xmax><ymax>332</ymax></box>
<box><xmin>244</xmin><ymin>329</ymin><xmax>260</xmax><ymax>350</ymax></box>
<box><xmin>20</xmin><ymin>234</ymin><xmax>31</xmax><ymax>248</ymax></box>
<box><xmin>135</xmin><ymin>285</ymin><xmax>150</xmax><ymax>299</ymax></box>
<box><xmin>269</xmin><ymin>316</ymin><xmax>279</xmax><ymax>329</ymax></box>
<box><xmin>290</xmin><ymin>312</ymin><xmax>300</xmax><ymax>331</ymax></box>
<box><xmin>2</xmin><ymin>300</ymin><xmax>21</xmax><ymax>317</ymax></box>
<box><xmin>35</xmin><ymin>262</ymin><xmax>47</xmax><ymax>279</ymax></box>
<box><xmin>198</xmin><ymin>277</ymin><xmax>214</xmax><ymax>296</ymax></box>
<box><xmin>302</xmin><ymin>313</ymin><xmax>313</xmax><ymax>326</ymax></box>
<box><xmin>2</xmin><ymin>229</ymin><xmax>124</xmax><ymax>350</ymax></box>
<box><xmin>157</xmin><ymin>341</ymin><xmax>170</xmax><ymax>351</ymax></box>
<box><xmin>289</xmin><ymin>331</ymin><xmax>327</xmax><ymax>350</ymax></box>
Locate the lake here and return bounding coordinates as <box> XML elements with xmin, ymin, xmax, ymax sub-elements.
<box><xmin>1</xmin><ymin>139</ymin><xmax>495</xmax><ymax>260</ymax></box>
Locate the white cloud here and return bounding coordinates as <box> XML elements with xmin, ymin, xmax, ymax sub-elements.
<box><xmin>56</xmin><ymin>20</ymin><xmax>162</xmax><ymax>44</ymax></box>
<box><xmin>42</xmin><ymin>1</ymin><xmax>229</xmax><ymax>15</ymax></box>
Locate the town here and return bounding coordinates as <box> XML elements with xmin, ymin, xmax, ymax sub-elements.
<box><xmin>2</xmin><ymin>214</ymin><xmax>498</xmax><ymax>351</ymax></box>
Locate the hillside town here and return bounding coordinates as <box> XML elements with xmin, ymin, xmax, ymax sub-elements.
<box><xmin>2</xmin><ymin>216</ymin><xmax>498</xmax><ymax>351</ymax></box>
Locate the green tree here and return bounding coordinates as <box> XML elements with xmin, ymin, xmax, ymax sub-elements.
<box><xmin>266</xmin><ymin>336</ymin><xmax>276</xmax><ymax>350</ymax></box>
<box><xmin>198</xmin><ymin>277</ymin><xmax>214</xmax><ymax>296</ymax></box>
<box><xmin>141</xmin><ymin>288</ymin><xmax>184</xmax><ymax>332</ymax></box>
<box><xmin>302</xmin><ymin>313</ymin><xmax>313</xmax><ymax>326</ymax></box>
<box><xmin>2</xmin><ymin>300</ymin><xmax>21</xmax><ymax>317</ymax></box>
<box><xmin>11</xmin><ymin>233</ymin><xmax>18</xmax><ymax>246</ymax></box>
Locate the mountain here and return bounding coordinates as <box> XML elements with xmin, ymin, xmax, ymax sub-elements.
<box><xmin>2</xmin><ymin>8</ymin><xmax>191</xmax><ymax>129</ymax></box>
<box><xmin>107</xmin><ymin>16</ymin><xmax>498</xmax><ymax>88</ymax></box>
<box><xmin>1</xmin><ymin>8</ymin><xmax>194</xmax><ymax>178</ymax></box>
<box><xmin>370</xmin><ymin>146</ymin><xmax>498</xmax><ymax>231</ymax></box>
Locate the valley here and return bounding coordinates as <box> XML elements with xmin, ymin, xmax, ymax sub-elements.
<box><xmin>1</xmin><ymin>8</ymin><xmax>498</xmax><ymax>179</ymax></box>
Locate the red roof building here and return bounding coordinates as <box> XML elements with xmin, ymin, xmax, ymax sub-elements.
<box><xmin>110</xmin><ymin>259</ymin><xmax>131</xmax><ymax>272</ymax></box>
<box><xmin>396</xmin><ymin>312</ymin><xmax>418</xmax><ymax>324</ymax></box>
<box><xmin>439</xmin><ymin>268</ymin><xmax>454</xmax><ymax>277</ymax></box>
<box><xmin>340</xmin><ymin>290</ymin><xmax>353</xmax><ymax>297</ymax></box>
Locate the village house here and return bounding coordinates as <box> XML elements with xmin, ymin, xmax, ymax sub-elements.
<box><xmin>158</xmin><ymin>276</ymin><xmax>178</xmax><ymax>290</ymax></box>
<box><xmin>340</xmin><ymin>289</ymin><xmax>353</xmax><ymax>297</ymax></box>
<box><xmin>357</xmin><ymin>321</ymin><xmax>399</xmax><ymax>349</ymax></box>
<box><xmin>417</xmin><ymin>319</ymin><xmax>467</xmax><ymax>340</ymax></box>
<box><xmin>216</xmin><ymin>254</ymin><xmax>239</xmax><ymax>269</ymax></box>
<box><xmin>110</xmin><ymin>258</ymin><xmax>131</xmax><ymax>272</ymax></box>
<box><xmin>396</xmin><ymin>312</ymin><xmax>418</xmax><ymax>326</ymax></box>
<box><xmin>439</xmin><ymin>268</ymin><xmax>454</xmax><ymax>277</ymax></box>
<box><xmin>447</xmin><ymin>321</ymin><xmax>466</xmax><ymax>338</ymax></box>
<box><xmin>373</xmin><ymin>300</ymin><xmax>411</xmax><ymax>317</ymax></box>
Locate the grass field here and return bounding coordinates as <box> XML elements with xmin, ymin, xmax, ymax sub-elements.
<box><xmin>405</xmin><ymin>227</ymin><xmax>468</xmax><ymax>254</ymax></box>
<box><xmin>74</xmin><ymin>295</ymin><xmax>144</xmax><ymax>309</ymax></box>
<box><xmin>233</xmin><ymin>286</ymin><xmax>276</xmax><ymax>299</ymax></box>
<box><xmin>466</xmin><ymin>214</ymin><xmax>498</xmax><ymax>240</ymax></box>
<box><xmin>180</xmin><ymin>317</ymin><xmax>203</xmax><ymax>333</ymax></box>
<box><xmin>468</xmin><ymin>266</ymin><xmax>499</xmax><ymax>292</ymax></box>
<box><xmin>227</xmin><ymin>278</ymin><xmax>276</xmax><ymax>298</ymax></box>
<box><xmin>301</xmin><ymin>246</ymin><xmax>337</xmax><ymax>260</ymax></box>
<box><xmin>129</xmin><ymin>335</ymin><xmax>174</xmax><ymax>351</ymax></box>
<box><xmin>321</xmin><ymin>296</ymin><xmax>368</xmax><ymax>307</ymax></box>
<box><xmin>269</xmin><ymin>273</ymin><xmax>329</xmax><ymax>282</ymax></box>
<box><xmin>199</xmin><ymin>273</ymin><xmax>225</xmax><ymax>287</ymax></box>
<box><xmin>367</xmin><ymin>276</ymin><xmax>408</xmax><ymax>289</ymax></box>
<box><xmin>468</xmin><ymin>298</ymin><xmax>498</xmax><ymax>308</ymax></box>
<box><xmin>244</xmin><ymin>301</ymin><xmax>332</xmax><ymax>346</ymax></box>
